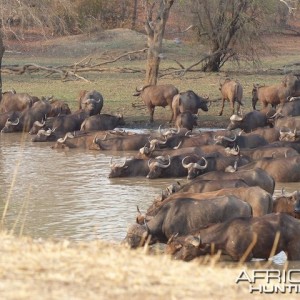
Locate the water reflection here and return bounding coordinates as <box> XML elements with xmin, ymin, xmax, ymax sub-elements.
<box><xmin>0</xmin><ymin>131</ymin><xmax>299</xmax><ymax>266</ymax></box>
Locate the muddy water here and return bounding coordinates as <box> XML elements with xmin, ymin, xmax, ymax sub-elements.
<box><xmin>0</xmin><ymin>131</ymin><xmax>299</xmax><ymax>265</ymax></box>
<box><xmin>0</xmin><ymin>131</ymin><xmax>175</xmax><ymax>242</ymax></box>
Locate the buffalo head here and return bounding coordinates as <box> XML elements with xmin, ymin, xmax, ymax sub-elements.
<box><xmin>122</xmin><ymin>223</ymin><xmax>149</xmax><ymax>248</ymax></box>
<box><xmin>182</xmin><ymin>156</ymin><xmax>208</xmax><ymax>180</ymax></box>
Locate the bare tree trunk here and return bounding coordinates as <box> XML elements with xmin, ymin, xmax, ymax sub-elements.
<box><xmin>131</xmin><ymin>0</ymin><xmax>138</xmax><ymax>29</ymax></box>
<box><xmin>143</xmin><ymin>0</ymin><xmax>174</xmax><ymax>85</ymax></box>
<box><xmin>0</xmin><ymin>28</ymin><xmax>5</xmax><ymax>101</ymax></box>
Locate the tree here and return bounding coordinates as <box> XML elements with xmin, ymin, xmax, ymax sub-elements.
<box><xmin>188</xmin><ymin>0</ymin><xmax>280</xmax><ymax>72</ymax></box>
<box><xmin>143</xmin><ymin>0</ymin><xmax>175</xmax><ymax>85</ymax></box>
<box><xmin>0</xmin><ymin>27</ymin><xmax>4</xmax><ymax>100</ymax></box>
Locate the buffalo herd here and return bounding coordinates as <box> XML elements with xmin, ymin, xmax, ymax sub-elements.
<box><xmin>2</xmin><ymin>73</ymin><xmax>300</xmax><ymax>263</ymax></box>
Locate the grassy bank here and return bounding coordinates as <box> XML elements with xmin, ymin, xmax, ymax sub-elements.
<box><xmin>0</xmin><ymin>232</ymin><xmax>298</xmax><ymax>300</ymax></box>
<box><xmin>3</xmin><ymin>29</ymin><xmax>300</xmax><ymax>129</ymax></box>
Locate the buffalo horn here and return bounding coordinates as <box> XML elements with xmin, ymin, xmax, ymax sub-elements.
<box><xmin>151</xmin><ymin>155</ymin><xmax>171</xmax><ymax>168</ymax></box>
<box><xmin>182</xmin><ymin>156</ymin><xmax>197</xmax><ymax>169</ymax></box>
<box><xmin>33</xmin><ymin>120</ymin><xmax>46</xmax><ymax>127</ymax></box>
<box><xmin>173</xmin><ymin>141</ymin><xmax>182</xmax><ymax>149</ymax></box>
<box><xmin>7</xmin><ymin>118</ymin><xmax>20</xmax><ymax>126</ymax></box>
<box><xmin>186</xmin><ymin>235</ymin><xmax>201</xmax><ymax>248</ymax></box>
<box><xmin>222</xmin><ymin>133</ymin><xmax>237</xmax><ymax>142</ymax></box>
<box><xmin>57</xmin><ymin>132</ymin><xmax>74</xmax><ymax>143</ymax></box>
<box><xmin>230</xmin><ymin>114</ymin><xmax>243</xmax><ymax>121</ymax></box>
<box><xmin>194</xmin><ymin>157</ymin><xmax>208</xmax><ymax>170</ymax></box>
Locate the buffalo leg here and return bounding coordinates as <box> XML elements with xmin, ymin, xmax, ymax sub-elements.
<box><xmin>219</xmin><ymin>99</ymin><xmax>225</xmax><ymax>116</ymax></box>
<box><xmin>169</xmin><ymin>104</ymin><xmax>174</xmax><ymax>123</ymax></box>
<box><xmin>148</xmin><ymin>105</ymin><xmax>155</xmax><ymax>123</ymax></box>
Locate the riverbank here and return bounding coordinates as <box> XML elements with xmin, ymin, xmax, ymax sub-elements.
<box><xmin>0</xmin><ymin>232</ymin><xmax>299</xmax><ymax>299</ymax></box>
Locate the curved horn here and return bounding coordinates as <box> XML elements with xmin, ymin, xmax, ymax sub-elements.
<box><xmin>222</xmin><ymin>134</ymin><xmax>237</xmax><ymax>142</ymax></box>
<box><xmin>150</xmin><ymin>155</ymin><xmax>171</xmax><ymax>169</ymax></box>
<box><xmin>33</xmin><ymin>120</ymin><xmax>46</xmax><ymax>127</ymax></box>
<box><xmin>57</xmin><ymin>132</ymin><xmax>74</xmax><ymax>143</ymax></box>
<box><xmin>173</xmin><ymin>141</ymin><xmax>182</xmax><ymax>149</ymax></box>
<box><xmin>7</xmin><ymin>118</ymin><xmax>20</xmax><ymax>126</ymax></box>
<box><xmin>230</xmin><ymin>114</ymin><xmax>243</xmax><ymax>121</ymax></box>
<box><xmin>182</xmin><ymin>156</ymin><xmax>196</xmax><ymax>169</ymax></box>
<box><xmin>94</xmin><ymin>97</ymin><xmax>102</xmax><ymax>103</ymax></box>
<box><xmin>194</xmin><ymin>157</ymin><xmax>208</xmax><ymax>170</ymax></box>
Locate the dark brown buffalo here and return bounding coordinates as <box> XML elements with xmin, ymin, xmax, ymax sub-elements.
<box><xmin>194</xmin><ymin>167</ymin><xmax>275</xmax><ymax>194</ymax></box>
<box><xmin>154</xmin><ymin>186</ymin><xmax>272</xmax><ymax>217</ymax></box>
<box><xmin>146</xmin><ymin>154</ymin><xmax>202</xmax><ymax>179</ymax></box>
<box><xmin>123</xmin><ymin>195</ymin><xmax>252</xmax><ymax>248</ymax></box>
<box><xmin>175</xmin><ymin>111</ymin><xmax>198</xmax><ymax>130</ymax></box>
<box><xmin>219</xmin><ymin>78</ymin><xmax>243</xmax><ymax>116</ymax></box>
<box><xmin>242</xmin><ymin>127</ymin><xmax>280</xmax><ymax>143</ymax></box>
<box><xmin>227</xmin><ymin>145</ymin><xmax>299</xmax><ymax>160</ymax></box>
<box><xmin>29</xmin><ymin>117</ymin><xmax>56</xmax><ymax>135</ymax></box>
<box><xmin>157</xmin><ymin>179</ymin><xmax>249</xmax><ymax>201</ymax></box>
<box><xmin>0</xmin><ymin>91</ymin><xmax>34</xmax><ymax>113</ymax></box>
<box><xmin>252</xmin><ymin>83</ymin><xmax>290</xmax><ymax>110</ymax></box>
<box><xmin>282</xmin><ymin>74</ymin><xmax>300</xmax><ymax>97</ymax></box>
<box><xmin>51</xmin><ymin>131</ymin><xmax>107</xmax><ymax>150</ymax></box>
<box><xmin>166</xmin><ymin>213</ymin><xmax>300</xmax><ymax>261</ymax></box>
<box><xmin>273</xmin><ymin>190</ymin><xmax>300</xmax><ymax>218</ymax></box>
<box><xmin>31</xmin><ymin>110</ymin><xmax>89</xmax><ymax>141</ymax></box>
<box><xmin>138</xmin><ymin>145</ymin><xmax>205</xmax><ymax>160</ymax></box>
<box><xmin>145</xmin><ymin>130</ymin><xmax>224</xmax><ymax>152</ymax></box>
<box><xmin>226</xmin><ymin>110</ymin><xmax>269</xmax><ymax>132</ymax></box>
<box><xmin>214</xmin><ymin>132</ymin><xmax>268</xmax><ymax>149</ymax></box>
<box><xmin>80</xmin><ymin>113</ymin><xmax>125</xmax><ymax>131</ymax></box>
<box><xmin>172</xmin><ymin>90</ymin><xmax>209</xmax><ymax>121</ymax></box>
<box><xmin>182</xmin><ymin>155</ymin><xmax>251</xmax><ymax>180</ymax></box>
<box><xmin>78</xmin><ymin>90</ymin><xmax>104</xmax><ymax>116</ymax></box>
<box><xmin>94</xmin><ymin>133</ymin><xmax>150</xmax><ymax>151</ymax></box>
<box><xmin>48</xmin><ymin>98</ymin><xmax>72</xmax><ymax>117</ymax></box>
<box><xmin>1</xmin><ymin>100</ymin><xmax>52</xmax><ymax>133</ymax></box>
<box><xmin>274</xmin><ymin>96</ymin><xmax>300</xmax><ymax>118</ymax></box>
<box><xmin>108</xmin><ymin>157</ymin><xmax>150</xmax><ymax>178</ymax></box>
<box><xmin>237</xmin><ymin>155</ymin><xmax>300</xmax><ymax>182</ymax></box>
<box><xmin>133</xmin><ymin>84</ymin><xmax>179</xmax><ymax>123</ymax></box>
<box><xmin>0</xmin><ymin>111</ymin><xmax>19</xmax><ymax>131</ymax></box>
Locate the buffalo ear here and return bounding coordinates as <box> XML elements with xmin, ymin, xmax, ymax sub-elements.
<box><xmin>186</xmin><ymin>235</ymin><xmax>201</xmax><ymax>247</ymax></box>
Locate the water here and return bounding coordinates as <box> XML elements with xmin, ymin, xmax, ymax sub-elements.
<box><xmin>0</xmin><ymin>131</ymin><xmax>175</xmax><ymax>242</ymax></box>
<box><xmin>0</xmin><ymin>130</ymin><xmax>299</xmax><ymax>265</ymax></box>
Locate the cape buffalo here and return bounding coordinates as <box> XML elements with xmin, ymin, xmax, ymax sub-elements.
<box><xmin>133</xmin><ymin>84</ymin><xmax>179</xmax><ymax>123</ymax></box>
<box><xmin>80</xmin><ymin>113</ymin><xmax>125</xmax><ymax>131</ymax></box>
<box><xmin>123</xmin><ymin>195</ymin><xmax>252</xmax><ymax>248</ymax></box>
<box><xmin>252</xmin><ymin>83</ymin><xmax>290</xmax><ymax>110</ymax></box>
<box><xmin>227</xmin><ymin>110</ymin><xmax>269</xmax><ymax>132</ymax></box>
<box><xmin>78</xmin><ymin>90</ymin><xmax>104</xmax><ymax>116</ymax></box>
<box><xmin>166</xmin><ymin>213</ymin><xmax>300</xmax><ymax>261</ymax></box>
<box><xmin>172</xmin><ymin>90</ymin><xmax>209</xmax><ymax>121</ymax></box>
<box><xmin>219</xmin><ymin>78</ymin><xmax>243</xmax><ymax>116</ymax></box>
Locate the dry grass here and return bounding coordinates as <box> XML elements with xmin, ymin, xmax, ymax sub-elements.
<box><xmin>0</xmin><ymin>232</ymin><xmax>297</xmax><ymax>300</ymax></box>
